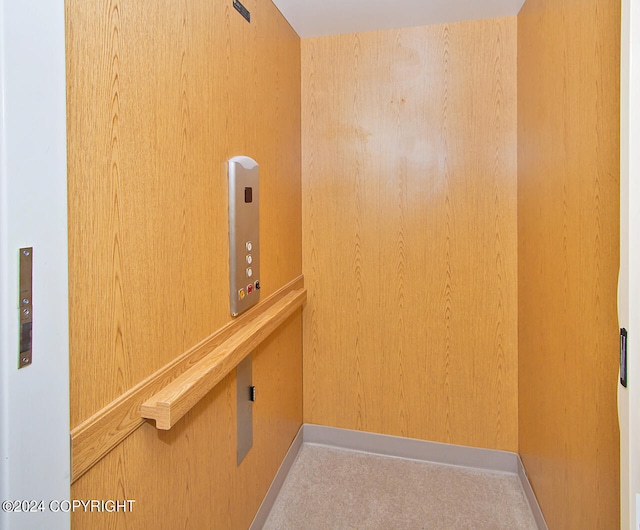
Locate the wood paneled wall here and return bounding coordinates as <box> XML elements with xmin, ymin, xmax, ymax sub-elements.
<box><xmin>66</xmin><ymin>0</ymin><xmax>301</xmax><ymax>527</ymax></box>
<box><xmin>517</xmin><ymin>0</ymin><xmax>620</xmax><ymax>527</ymax></box>
<box><xmin>302</xmin><ymin>18</ymin><xmax>519</xmax><ymax>452</ymax></box>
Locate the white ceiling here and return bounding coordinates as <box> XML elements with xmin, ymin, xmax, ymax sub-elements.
<box><xmin>272</xmin><ymin>0</ymin><xmax>526</xmax><ymax>38</ymax></box>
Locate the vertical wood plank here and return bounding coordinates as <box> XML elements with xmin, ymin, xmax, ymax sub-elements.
<box><xmin>517</xmin><ymin>0</ymin><xmax>621</xmax><ymax>527</ymax></box>
<box><xmin>66</xmin><ymin>0</ymin><xmax>301</xmax><ymax>527</ymax></box>
<box><xmin>302</xmin><ymin>18</ymin><xmax>518</xmax><ymax>452</ymax></box>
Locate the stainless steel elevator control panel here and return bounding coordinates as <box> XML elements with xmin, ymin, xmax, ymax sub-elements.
<box><xmin>228</xmin><ymin>156</ymin><xmax>260</xmax><ymax>316</ymax></box>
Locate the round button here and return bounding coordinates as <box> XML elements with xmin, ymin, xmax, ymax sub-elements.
<box><xmin>246</xmin><ymin>268</ymin><xmax>253</xmax><ymax>278</ymax></box>
<box><xmin>246</xmin><ymin>241</ymin><xmax>253</xmax><ymax>252</ymax></box>
<box><xmin>246</xmin><ymin>255</ymin><xmax>253</xmax><ymax>264</ymax></box>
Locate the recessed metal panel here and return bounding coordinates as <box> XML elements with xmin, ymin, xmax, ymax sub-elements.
<box><xmin>228</xmin><ymin>156</ymin><xmax>260</xmax><ymax>317</ymax></box>
<box><xmin>236</xmin><ymin>354</ymin><xmax>253</xmax><ymax>465</ymax></box>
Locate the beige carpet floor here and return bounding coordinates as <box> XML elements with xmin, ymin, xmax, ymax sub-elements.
<box><xmin>262</xmin><ymin>444</ymin><xmax>539</xmax><ymax>530</ymax></box>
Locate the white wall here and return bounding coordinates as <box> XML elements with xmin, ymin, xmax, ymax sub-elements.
<box><xmin>619</xmin><ymin>0</ymin><xmax>640</xmax><ymax>528</ymax></box>
<box><xmin>0</xmin><ymin>0</ymin><xmax>70</xmax><ymax>528</ymax></box>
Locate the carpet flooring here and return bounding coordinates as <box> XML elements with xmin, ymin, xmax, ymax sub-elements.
<box><xmin>262</xmin><ymin>444</ymin><xmax>539</xmax><ymax>530</ymax></box>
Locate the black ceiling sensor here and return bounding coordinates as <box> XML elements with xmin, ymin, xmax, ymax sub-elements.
<box><xmin>233</xmin><ymin>0</ymin><xmax>251</xmax><ymax>23</ymax></box>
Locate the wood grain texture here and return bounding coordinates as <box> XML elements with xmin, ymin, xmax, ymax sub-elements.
<box><xmin>142</xmin><ymin>289</ymin><xmax>306</xmax><ymax>429</ymax></box>
<box><xmin>302</xmin><ymin>18</ymin><xmax>518</xmax><ymax>452</ymax></box>
<box><xmin>66</xmin><ymin>0</ymin><xmax>301</xmax><ymax>527</ymax></box>
<box><xmin>67</xmin><ymin>0</ymin><xmax>301</xmax><ymax>427</ymax></box>
<box><xmin>70</xmin><ymin>276</ymin><xmax>303</xmax><ymax>483</ymax></box>
<box><xmin>72</xmin><ymin>312</ymin><xmax>302</xmax><ymax>530</ymax></box>
<box><xmin>517</xmin><ymin>0</ymin><xmax>621</xmax><ymax>528</ymax></box>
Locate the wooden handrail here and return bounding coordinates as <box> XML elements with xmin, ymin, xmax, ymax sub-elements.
<box><xmin>70</xmin><ymin>276</ymin><xmax>304</xmax><ymax>483</ymax></box>
<box><xmin>141</xmin><ymin>288</ymin><xmax>306</xmax><ymax>430</ymax></box>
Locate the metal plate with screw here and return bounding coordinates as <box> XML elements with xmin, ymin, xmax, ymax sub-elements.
<box><xmin>19</xmin><ymin>247</ymin><xmax>33</xmax><ymax>368</ymax></box>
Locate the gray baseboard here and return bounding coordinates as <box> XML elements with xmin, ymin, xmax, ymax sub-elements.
<box><xmin>250</xmin><ymin>424</ymin><xmax>548</xmax><ymax>530</ymax></box>
<box><xmin>303</xmin><ymin>424</ymin><xmax>520</xmax><ymax>474</ymax></box>
<box><xmin>249</xmin><ymin>426</ymin><xmax>305</xmax><ymax>530</ymax></box>
<box><xmin>518</xmin><ymin>457</ymin><xmax>549</xmax><ymax>530</ymax></box>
